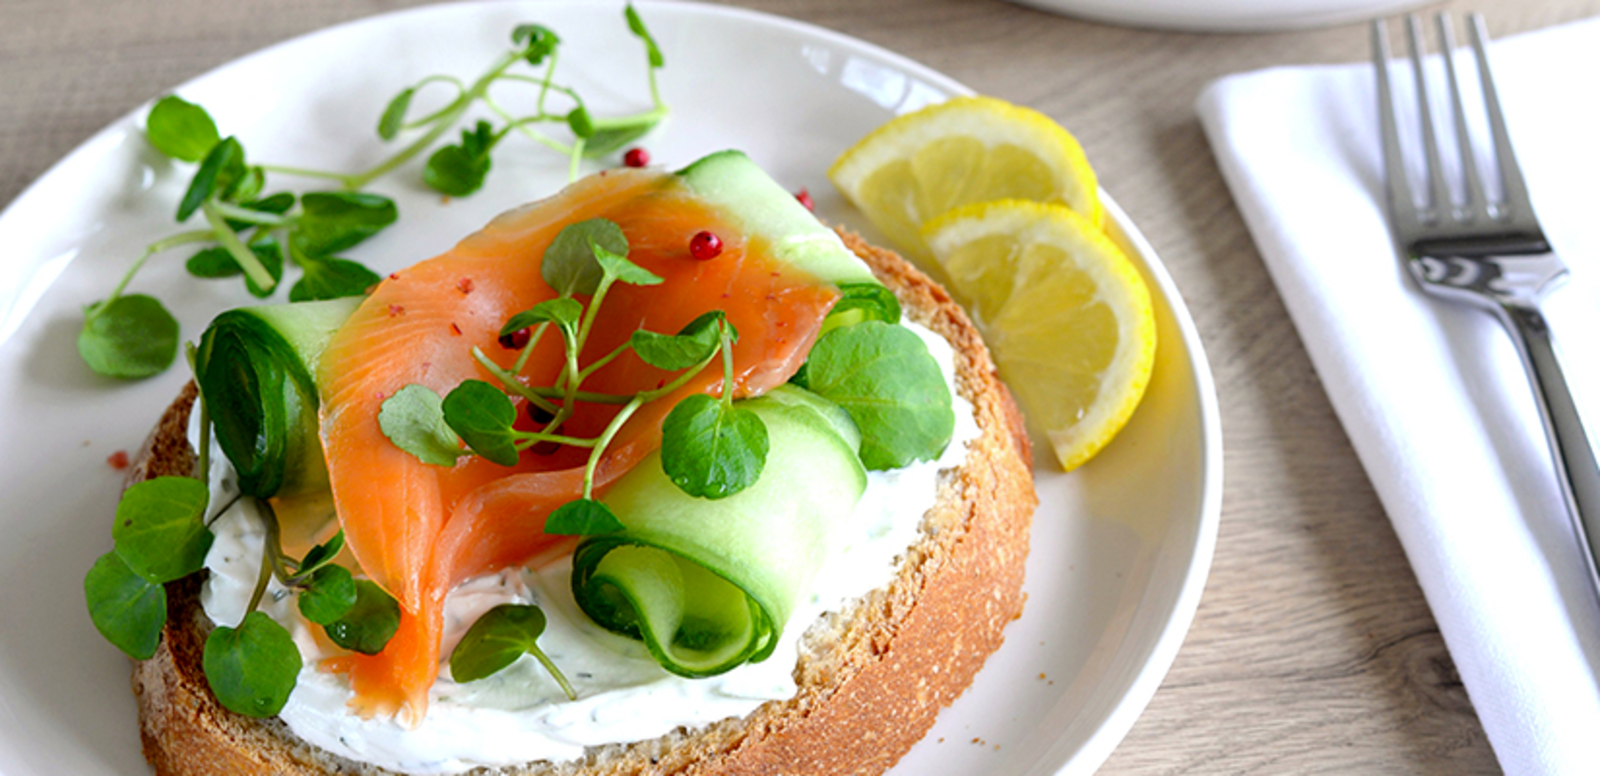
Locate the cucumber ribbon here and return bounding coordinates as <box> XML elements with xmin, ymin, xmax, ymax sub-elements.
<box><xmin>193</xmin><ymin>297</ymin><xmax>360</xmax><ymax>498</ymax></box>
<box><xmin>571</xmin><ymin>385</ymin><xmax>867</xmax><ymax>677</ymax></box>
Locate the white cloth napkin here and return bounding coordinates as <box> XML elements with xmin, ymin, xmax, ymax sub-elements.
<box><xmin>1198</xmin><ymin>17</ymin><xmax>1600</xmax><ymax>776</ymax></box>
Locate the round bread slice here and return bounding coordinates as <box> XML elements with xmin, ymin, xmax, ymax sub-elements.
<box><xmin>128</xmin><ymin>230</ymin><xmax>1037</xmax><ymax>776</ymax></box>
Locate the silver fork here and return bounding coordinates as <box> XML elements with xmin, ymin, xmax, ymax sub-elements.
<box><xmin>1372</xmin><ymin>13</ymin><xmax>1600</xmax><ymax>596</ymax></box>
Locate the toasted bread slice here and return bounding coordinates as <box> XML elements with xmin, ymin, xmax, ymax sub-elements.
<box><xmin>128</xmin><ymin>231</ymin><xmax>1037</xmax><ymax>776</ymax></box>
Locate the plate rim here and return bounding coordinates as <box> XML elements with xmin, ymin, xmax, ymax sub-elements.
<box><xmin>0</xmin><ymin>2</ymin><xmax>1223</xmax><ymax>774</ymax></box>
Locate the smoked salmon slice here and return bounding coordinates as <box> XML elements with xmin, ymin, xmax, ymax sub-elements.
<box><xmin>315</xmin><ymin>168</ymin><xmax>840</xmax><ymax>721</ymax></box>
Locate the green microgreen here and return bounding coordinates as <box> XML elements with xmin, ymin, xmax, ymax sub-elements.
<box><xmin>81</xmin><ymin>8</ymin><xmax>668</xmax><ymax>380</ymax></box>
<box><xmin>502</xmin><ymin>298</ymin><xmax>583</xmax><ymax>340</ymax></box>
<box><xmin>202</xmin><ymin>611</ymin><xmax>301</xmax><ymax>718</ymax></box>
<box><xmin>630</xmin><ymin>311</ymin><xmax>724</xmax><ymax>371</ymax></box>
<box><xmin>78</xmin><ymin>294</ymin><xmax>181</xmax><ymax>379</ymax></box>
<box><xmin>84</xmin><ymin>551</ymin><xmax>168</xmax><ymax>660</ymax></box>
<box><xmin>296</xmin><ymin>565</ymin><xmax>358</xmax><ymax>625</ymax></box>
<box><xmin>449</xmin><ymin>603</ymin><xmax>576</xmax><ymax>700</ymax></box>
<box><xmin>544</xmin><ymin>498</ymin><xmax>625</xmax><ymax>536</ymax></box>
<box><xmin>111</xmin><ymin>476</ymin><xmax>213</xmax><ymax>585</ymax></box>
<box><xmin>378</xmin><ymin>384</ymin><xmax>465</xmax><ymax>467</ymax></box>
<box><xmin>542</xmin><ymin>218</ymin><xmax>628</xmax><ymax>296</ymax></box>
<box><xmin>291</xmin><ymin>192</ymin><xmax>399</xmax><ymax>256</ymax></box>
<box><xmin>296</xmin><ymin>530</ymin><xmax>347</xmax><ymax>577</ymax></box>
<box><xmin>659</xmin><ymin>394</ymin><xmax>768</xmax><ymax>499</ymax></box>
<box><xmin>442</xmin><ymin>379</ymin><xmax>524</xmax><ymax>467</ymax></box>
<box><xmin>145</xmin><ymin>95</ymin><xmax>221</xmax><ymax>163</ymax></box>
<box><xmin>177</xmin><ymin>137</ymin><xmax>248</xmax><ymax>222</ymax></box>
<box><xmin>289</xmin><ymin>256</ymin><xmax>383</xmax><ymax>302</ymax></box>
<box><xmin>384</xmin><ymin>217</ymin><xmax>749</xmax><ymax>531</ymax></box>
<box><xmin>799</xmin><ymin>321</ymin><xmax>955</xmax><ymax>470</ymax></box>
<box><xmin>322</xmin><ymin>579</ymin><xmax>402</xmax><ymax>655</ymax></box>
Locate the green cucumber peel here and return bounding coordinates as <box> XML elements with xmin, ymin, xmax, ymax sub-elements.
<box><xmin>570</xmin><ymin>385</ymin><xmax>866</xmax><ymax>677</ymax></box>
<box><xmin>195</xmin><ymin>297</ymin><xmax>360</xmax><ymax>498</ymax></box>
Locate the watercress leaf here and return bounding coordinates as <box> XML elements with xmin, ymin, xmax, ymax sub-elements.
<box><xmin>297</xmin><ymin>564</ymin><xmax>358</xmax><ymax>625</ymax></box>
<box><xmin>203</xmin><ymin>611</ymin><xmax>301</xmax><ymax>718</ymax></box>
<box><xmin>542</xmin><ymin>218</ymin><xmax>627</xmax><ymax>296</ymax></box>
<box><xmin>501</xmin><ymin>298</ymin><xmax>582</xmax><ymax>338</ymax></box>
<box><xmin>582</xmin><ymin>122</ymin><xmax>657</xmax><ymax>159</ymax></box>
<box><xmin>827</xmin><ymin>282</ymin><xmax>901</xmax><ymax>327</ymax></box>
<box><xmin>223</xmin><ymin>192</ymin><xmax>296</xmax><ymax>230</ymax></box>
<box><xmin>186</xmin><ymin>243</ymin><xmax>283</xmax><ymax>298</ymax></box>
<box><xmin>660</xmin><ymin>394</ymin><xmax>768</xmax><ymax>499</ymax></box>
<box><xmin>378</xmin><ymin>87</ymin><xmax>414</xmax><ymax>141</ymax></box>
<box><xmin>800</xmin><ymin>321</ymin><xmax>954</xmax><ymax>470</ymax></box>
<box><xmin>177</xmin><ymin>136</ymin><xmax>245</xmax><ymax>222</ymax></box>
<box><xmin>544</xmin><ymin>498</ymin><xmax>625</xmax><ymax>536</ymax></box>
<box><xmin>298</xmin><ymin>530</ymin><xmax>346</xmax><ymax>575</ymax></box>
<box><xmin>379</xmin><ymin>384</ymin><xmax>463</xmax><ymax>467</ymax></box>
<box><xmin>322</xmin><ymin>580</ymin><xmax>401</xmax><ymax>655</ymax></box>
<box><xmin>629</xmin><ymin>311</ymin><xmax>723</xmax><ymax>370</ymax></box>
<box><xmin>449</xmin><ymin>603</ymin><xmax>548</xmax><ymax>682</ymax></box>
<box><xmin>463</xmin><ymin>121</ymin><xmax>495</xmax><ymax>157</ymax></box>
<box><xmin>442</xmin><ymin>379</ymin><xmax>521</xmax><ymax>466</ymax></box>
<box><xmin>424</xmin><ymin>142</ymin><xmax>492</xmax><ymax>197</ymax></box>
<box><xmin>145</xmin><ymin>95</ymin><xmax>220</xmax><ymax>163</ymax></box>
<box><xmin>111</xmin><ymin>476</ymin><xmax>213</xmax><ymax>584</ymax></box>
<box><xmin>625</xmin><ymin>4</ymin><xmax>665</xmax><ymax>69</ymax></box>
<box><xmin>289</xmin><ymin>256</ymin><xmax>381</xmax><ymax>302</ymax></box>
<box><xmin>84</xmin><ymin>551</ymin><xmax>167</xmax><ymax>660</ymax></box>
<box><xmin>229</xmin><ymin>165</ymin><xmax>266</xmax><ymax>204</ymax></box>
<box><xmin>566</xmin><ymin>106</ymin><xmax>595</xmax><ymax>140</ymax></box>
<box><xmin>512</xmin><ymin>24</ymin><xmax>560</xmax><ymax>65</ymax></box>
<box><xmin>79</xmin><ymin>294</ymin><xmax>180</xmax><ymax>379</ymax></box>
<box><xmin>592</xmin><ymin>241</ymin><xmax>661</xmax><ymax>287</ymax></box>
<box><xmin>292</xmin><ymin>192</ymin><xmax>399</xmax><ymax>257</ymax></box>
<box><xmin>242</xmin><ymin>192</ymin><xmax>296</xmax><ymax>215</ymax></box>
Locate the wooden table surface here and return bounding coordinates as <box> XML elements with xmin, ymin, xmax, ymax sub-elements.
<box><xmin>8</xmin><ymin>0</ymin><xmax>1600</xmax><ymax>772</ymax></box>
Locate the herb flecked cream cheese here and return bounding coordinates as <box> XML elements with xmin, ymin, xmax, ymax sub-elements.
<box><xmin>196</xmin><ymin>322</ymin><xmax>980</xmax><ymax>775</ymax></box>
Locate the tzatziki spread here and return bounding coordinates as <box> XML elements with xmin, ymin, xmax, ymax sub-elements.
<box><xmin>197</xmin><ymin>322</ymin><xmax>979</xmax><ymax>774</ymax></box>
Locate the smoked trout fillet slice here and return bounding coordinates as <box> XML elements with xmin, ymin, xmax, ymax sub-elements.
<box><xmin>316</xmin><ymin>168</ymin><xmax>840</xmax><ymax>722</ymax></box>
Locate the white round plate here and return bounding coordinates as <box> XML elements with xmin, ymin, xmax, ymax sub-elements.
<box><xmin>1007</xmin><ymin>0</ymin><xmax>1428</xmax><ymax>32</ymax></box>
<box><xmin>0</xmin><ymin>2</ymin><xmax>1221</xmax><ymax>774</ymax></box>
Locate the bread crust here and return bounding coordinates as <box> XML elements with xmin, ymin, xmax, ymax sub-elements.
<box><xmin>130</xmin><ymin>232</ymin><xmax>1037</xmax><ymax>776</ymax></box>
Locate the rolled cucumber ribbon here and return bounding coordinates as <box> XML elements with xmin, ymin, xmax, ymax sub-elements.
<box><xmin>193</xmin><ymin>297</ymin><xmax>361</xmax><ymax>499</ymax></box>
<box><xmin>571</xmin><ymin>385</ymin><xmax>867</xmax><ymax>677</ymax></box>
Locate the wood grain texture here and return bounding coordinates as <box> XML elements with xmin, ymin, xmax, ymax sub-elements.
<box><xmin>7</xmin><ymin>0</ymin><xmax>1600</xmax><ymax>772</ymax></box>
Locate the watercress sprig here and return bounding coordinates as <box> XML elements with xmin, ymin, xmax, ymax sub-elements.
<box><xmin>82</xmin><ymin>6</ymin><xmax>668</xmax><ymax>381</ymax></box>
<box><xmin>378</xmin><ymin>218</ymin><xmax>768</xmax><ymax>521</ymax></box>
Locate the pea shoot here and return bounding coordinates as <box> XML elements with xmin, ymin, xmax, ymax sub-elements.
<box><xmin>81</xmin><ymin>6</ymin><xmax>669</xmax><ymax>380</ymax></box>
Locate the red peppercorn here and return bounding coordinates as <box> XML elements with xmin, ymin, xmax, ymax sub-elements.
<box><xmin>795</xmin><ymin>188</ymin><xmax>814</xmax><ymax>211</ymax></box>
<box><xmin>106</xmin><ymin>450</ymin><xmax>129</xmax><ymax>470</ymax></box>
<box><xmin>499</xmin><ymin>327</ymin><xmax>531</xmax><ymax>350</ymax></box>
<box><xmin>689</xmin><ymin>231</ymin><xmax>723</xmax><ymax>260</ymax></box>
<box><xmin>623</xmin><ymin>147</ymin><xmax>650</xmax><ymax>168</ymax></box>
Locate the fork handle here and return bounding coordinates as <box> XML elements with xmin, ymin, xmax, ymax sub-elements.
<box><xmin>1500</xmin><ymin>300</ymin><xmax>1600</xmax><ymax>594</ymax></box>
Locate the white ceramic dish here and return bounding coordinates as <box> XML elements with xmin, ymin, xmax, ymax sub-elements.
<box><xmin>0</xmin><ymin>2</ymin><xmax>1221</xmax><ymax>774</ymax></box>
<box><xmin>1007</xmin><ymin>0</ymin><xmax>1428</xmax><ymax>32</ymax></box>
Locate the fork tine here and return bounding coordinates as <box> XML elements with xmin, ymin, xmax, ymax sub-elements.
<box><xmin>1405</xmin><ymin>15</ymin><xmax>1453</xmax><ymax>223</ymax></box>
<box><xmin>1436</xmin><ymin>13</ymin><xmax>1487</xmax><ymax>222</ymax></box>
<box><xmin>1371</xmin><ymin>19</ymin><xmax>1416</xmax><ymax>227</ymax></box>
<box><xmin>1468</xmin><ymin>13</ymin><xmax>1534</xmax><ymax>221</ymax></box>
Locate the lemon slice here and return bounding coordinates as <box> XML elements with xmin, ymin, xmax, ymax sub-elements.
<box><xmin>922</xmin><ymin>200</ymin><xmax>1155</xmax><ymax>471</ymax></box>
<box><xmin>829</xmin><ymin>95</ymin><xmax>1102</xmax><ymax>262</ymax></box>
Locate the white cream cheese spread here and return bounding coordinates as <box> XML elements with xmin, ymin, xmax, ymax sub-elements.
<box><xmin>197</xmin><ymin>321</ymin><xmax>980</xmax><ymax>774</ymax></box>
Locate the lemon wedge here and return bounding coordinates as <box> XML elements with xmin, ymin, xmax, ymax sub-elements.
<box><xmin>922</xmin><ymin>200</ymin><xmax>1155</xmax><ymax>471</ymax></box>
<box><xmin>828</xmin><ymin>95</ymin><xmax>1102</xmax><ymax>262</ymax></box>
